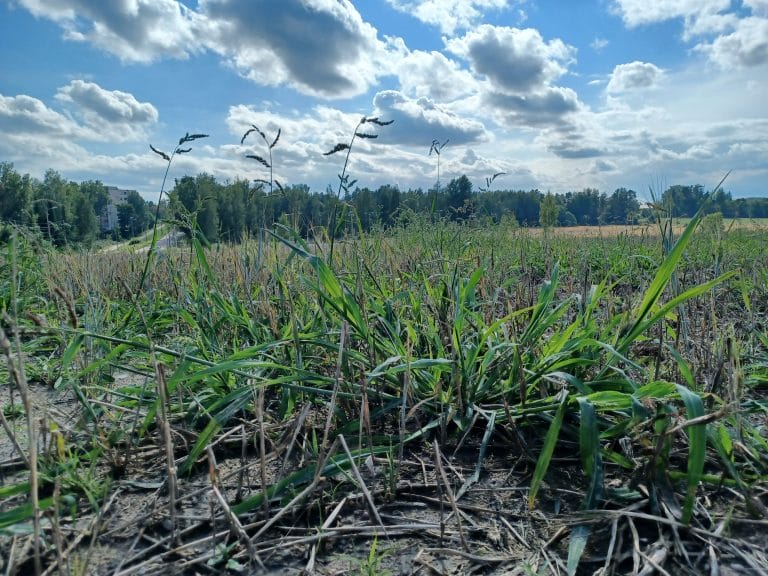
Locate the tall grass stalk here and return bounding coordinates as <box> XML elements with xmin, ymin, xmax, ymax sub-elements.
<box><xmin>323</xmin><ymin>116</ymin><xmax>392</xmax><ymax>260</ymax></box>
<box><xmin>1</xmin><ymin>231</ymin><xmax>41</xmax><ymax>575</ymax></box>
<box><xmin>140</xmin><ymin>132</ymin><xmax>209</xmax><ymax>299</ymax></box>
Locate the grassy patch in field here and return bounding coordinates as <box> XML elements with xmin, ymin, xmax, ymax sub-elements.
<box><xmin>1</xmin><ymin>213</ymin><xmax>767</xmax><ymax>575</ymax></box>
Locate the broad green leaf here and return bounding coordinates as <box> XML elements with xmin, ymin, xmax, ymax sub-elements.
<box><xmin>675</xmin><ymin>384</ymin><xmax>706</xmax><ymax>524</ymax></box>
<box><xmin>528</xmin><ymin>391</ymin><xmax>569</xmax><ymax>509</ymax></box>
<box><xmin>0</xmin><ymin>497</ymin><xmax>54</xmax><ymax>531</ymax></box>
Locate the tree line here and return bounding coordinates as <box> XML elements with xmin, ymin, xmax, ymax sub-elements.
<box><xmin>166</xmin><ymin>173</ymin><xmax>768</xmax><ymax>242</ymax></box>
<box><xmin>2</xmin><ymin>161</ymin><xmax>767</xmax><ymax>247</ymax></box>
<box><xmin>0</xmin><ymin>163</ymin><xmax>153</xmax><ymax>246</ymax></box>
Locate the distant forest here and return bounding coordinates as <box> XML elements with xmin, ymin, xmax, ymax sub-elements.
<box><xmin>2</xmin><ymin>161</ymin><xmax>767</xmax><ymax>246</ymax></box>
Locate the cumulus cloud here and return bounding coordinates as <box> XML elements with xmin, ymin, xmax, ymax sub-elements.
<box><xmin>611</xmin><ymin>0</ymin><xmax>768</xmax><ymax>69</ymax></box>
<box><xmin>484</xmin><ymin>87</ymin><xmax>581</xmax><ymax>128</ymax></box>
<box><xmin>13</xmin><ymin>0</ymin><xmax>400</xmax><ymax>99</ymax></box>
<box><xmin>0</xmin><ymin>83</ymin><xmax>164</xmax><ymax>193</ymax></box>
<box><xmin>444</xmin><ymin>26</ymin><xmax>584</xmax><ymax>130</ymax></box>
<box><xmin>0</xmin><ymin>93</ymin><xmax>165</xmax><ymax>195</ymax></box>
<box><xmin>0</xmin><ymin>93</ymin><xmax>86</xmax><ymax>137</ymax></box>
<box><xmin>698</xmin><ymin>17</ymin><xmax>768</xmax><ymax>67</ymax></box>
<box><xmin>745</xmin><ymin>0</ymin><xmax>768</xmax><ymax>15</ymax></box>
<box><xmin>461</xmin><ymin>149</ymin><xmax>478</xmax><ymax>165</ymax></box>
<box><xmin>372</xmin><ymin>90</ymin><xmax>487</xmax><ymax>146</ymax></box>
<box><xmin>397</xmin><ymin>50</ymin><xmax>479</xmax><ymax>100</ymax></box>
<box><xmin>591</xmin><ymin>159</ymin><xmax>618</xmax><ymax>174</ymax></box>
<box><xmin>55</xmin><ymin>80</ymin><xmax>158</xmax><ymax>139</ymax></box>
<box><xmin>227</xmin><ymin>104</ymin><xmax>411</xmax><ymax>189</ymax></box>
<box><xmin>535</xmin><ymin>115</ymin><xmax>608</xmax><ymax>160</ymax></box>
<box><xmin>385</xmin><ymin>0</ymin><xmax>511</xmax><ymax>35</ymax></box>
<box><xmin>0</xmin><ymin>82</ymin><xmax>157</xmax><ymax>144</ymax></box>
<box><xmin>606</xmin><ymin>61</ymin><xmax>664</xmax><ymax>93</ymax></box>
<box><xmin>225</xmin><ymin>104</ymin><xmax>358</xmax><ymax>187</ymax></box>
<box><xmin>610</xmin><ymin>0</ymin><xmax>731</xmax><ymax>28</ymax></box>
<box><xmin>14</xmin><ymin>0</ymin><xmax>199</xmax><ymax>62</ymax></box>
<box><xmin>447</xmin><ymin>26</ymin><xmax>574</xmax><ymax>94</ymax></box>
<box><xmin>198</xmin><ymin>0</ymin><xmax>395</xmax><ymax>98</ymax></box>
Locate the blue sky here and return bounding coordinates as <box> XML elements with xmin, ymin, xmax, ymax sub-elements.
<box><xmin>1</xmin><ymin>0</ymin><xmax>766</xmax><ymax>202</ymax></box>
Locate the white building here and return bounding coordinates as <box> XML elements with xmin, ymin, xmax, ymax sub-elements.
<box><xmin>101</xmin><ymin>186</ymin><xmax>135</xmax><ymax>232</ymax></box>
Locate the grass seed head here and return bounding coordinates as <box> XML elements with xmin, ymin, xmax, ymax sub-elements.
<box><xmin>178</xmin><ymin>132</ymin><xmax>209</xmax><ymax>145</ymax></box>
<box><xmin>270</xmin><ymin>128</ymin><xmax>281</xmax><ymax>149</ymax></box>
<box><xmin>324</xmin><ymin>143</ymin><xmax>350</xmax><ymax>156</ymax></box>
<box><xmin>246</xmin><ymin>154</ymin><xmax>271</xmax><ymax>168</ymax></box>
<box><xmin>150</xmin><ymin>144</ymin><xmax>170</xmax><ymax>162</ymax></box>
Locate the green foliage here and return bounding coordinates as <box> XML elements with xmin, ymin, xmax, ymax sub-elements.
<box><xmin>565</xmin><ymin>188</ymin><xmax>602</xmax><ymax>225</ymax></box>
<box><xmin>603</xmin><ymin>187</ymin><xmax>640</xmax><ymax>224</ymax></box>
<box><xmin>0</xmin><ymin>162</ymin><xmax>33</xmax><ymax>225</ymax></box>
<box><xmin>539</xmin><ymin>192</ymin><xmax>558</xmax><ymax>229</ymax></box>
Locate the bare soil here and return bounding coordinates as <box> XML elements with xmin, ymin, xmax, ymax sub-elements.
<box><xmin>2</xmin><ymin>381</ymin><xmax>767</xmax><ymax>575</ymax></box>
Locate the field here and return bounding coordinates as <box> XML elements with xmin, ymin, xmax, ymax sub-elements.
<box><xmin>1</xmin><ymin>214</ymin><xmax>767</xmax><ymax>575</ymax></box>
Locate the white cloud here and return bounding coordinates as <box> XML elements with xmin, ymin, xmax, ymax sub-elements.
<box><xmin>55</xmin><ymin>80</ymin><xmax>158</xmax><ymax>140</ymax></box>
<box><xmin>0</xmin><ymin>83</ymin><xmax>157</xmax><ymax>145</ymax></box>
<box><xmin>447</xmin><ymin>26</ymin><xmax>574</xmax><ymax>94</ymax></box>
<box><xmin>0</xmin><ymin>85</ymin><xmax>163</xmax><ymax>196</ymax></box>
<box><xmin>14</xmin><ymin>0</ymin><xmax>200</xmax><ymax>62</ymax></box>
<box><xmin>444</xmin><ymin>26</ymin><xmax>583</xmax><ymax>129</ymax></box>
<box><xmin>698</xmin><ymin>17</ymin><xmax>768</xmax><ymax>67</ymax></box>
<box><xmin>484</xmin><ymin>86</ymin><xmax>581</xmax><ymax>128</ymax></box>
<box><xmin>13</xmin><ymin>0</ymin><xmax>401</xmax><ymax>99</ymax></box>
<box><xmin>225</xmin><ymin>104</ymin><xmax>357</xmax><ymax>187</ymax></box>
<box><xmin>385</xmin><ymin>0</ymin><xmax>511</xmax><ymax>34</ymax></box>
<box><xmin>396</xmin><ymin>50</ymin><xmax>479</xmax><ymax>100</ymax></box>
<box><xmin>591</xmin><ymin>37</ymin><xmax>609</xmax><ymax>52</ymax></box>
<box><xmin>745</xmin><ymin>0</ymin><xmax>768</xmax><ymax>15</ymax></box>
<box><xmin>223</xmin><ymin>96</ymin><xmax>491</xmax><ymax>192</ymax></box>
<box><xmin>198</xmin><ymin>0</ymin><xmax>397</xmax><ymax>98</ymax></box>
<box><xmin>0</xmin><ymin>107</ymin><xmax>162</xmax><ymax>196</ymax></box>
<box><xmin>372</xmin><ymin>90</ymin><xmax>487</xmax><ymax>146</ymax></box>
<box><xmin>611</xmin><ymin>0</ymin><xmax>768</xmax><ymax>69</ymax></box>
<box><xmin>0</xmin><ymin>93</ymin><xmax>86</xmax><ymax>138</ymax></box>
<box><xmin>606</xmin><ymin>61</ymin><xmax>664</xmax><ymax>93</ymax></box>
<box><xmin>226</xmin><ymin>103</ymin><xmax>432</xmax><ymax>191</ymax></box>
<box><xmin>590</xmin><ymin>159</ymin><xmax>618</xmax><ymax>174</ymax></box>
<box><xmin>610</xmin><ymin>0</ymin><xmax>731</xmax><ymax>28</ymax></box>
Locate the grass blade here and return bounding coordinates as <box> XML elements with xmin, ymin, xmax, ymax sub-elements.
<box><xmin>675</xmin><ymin>384</ymin><xmax>707</xmax><ymax>524</ymax></box>
<box><xmin>528</xmin><ymin>391</ymin><xmax>569</xmax><ymax>509</ymax></box>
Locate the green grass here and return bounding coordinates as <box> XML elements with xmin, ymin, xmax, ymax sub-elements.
<box><xmin>2</xmin><ymin>211</ymin><xmax>767</xmax><ymax>574</ymax></box>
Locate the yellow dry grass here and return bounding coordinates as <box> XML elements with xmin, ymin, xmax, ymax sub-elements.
<box><xmin>526</xmin><ymin>218</ymin><xmax>768</xmax><ymax>238</ymax></box>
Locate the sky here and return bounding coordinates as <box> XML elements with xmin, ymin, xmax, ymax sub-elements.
<box><xmin>1</xmin><ymin>0</ymin><xmax>766</xmax><ymax>202</ymax></box>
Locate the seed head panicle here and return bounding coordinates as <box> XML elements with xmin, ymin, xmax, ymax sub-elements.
<box><xmin>429</xmin><ymin>138</ymin><xmax>449</xmax><ymax>156</ymax></box>
<box><xmin>178</xmin><ymin>132</ymin><xmax>209</xmax><ymax>145</ymax></box>
<box><xmin>150</xmin><ymin>144</ymin><xmax>170</xmax><ymax>161</ymax></box>
<box><xmin>240</xmin><ymin>127</ymin><xmax>256</xmax><ymax>145</ymax></box>
<box><xmin>246</xmin><ymin>154</ymin><xmax>271</xmax><ymax>168</ymax></box>
<box><xmin>324</xmin><ymin>143</ymin><xmax>350</xmax><ymax>156</ymax></box>
<box><xmin>362</xmin><ymin>116</ymin><xmax>393</xmax><ymax>127</ymax></box>
<box><xmin>270</xmin><ymin>128</ymin><xmax>281</xmax><ymax>149</ymax></box>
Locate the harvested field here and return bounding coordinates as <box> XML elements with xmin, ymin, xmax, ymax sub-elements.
<box><xmin>2</xmin><ymin>216</ymin><xmax>767</xmax><ymax>575</ymax></box>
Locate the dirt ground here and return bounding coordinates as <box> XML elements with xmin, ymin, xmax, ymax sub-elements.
<box><xmin>2</xmin><ymin>381</ymin><xmax>767</xmax><ymax>575</ymax></box>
